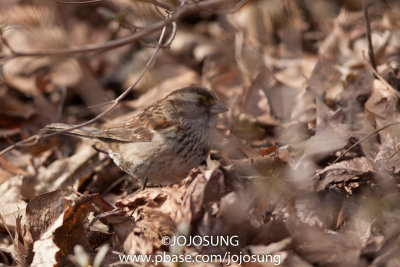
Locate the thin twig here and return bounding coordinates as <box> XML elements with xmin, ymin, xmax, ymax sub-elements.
<box><xmin>164</xmin><ymin>21</ymin><xmax>177</xmax><ymax>48</ymax></box>
<box><xmin>362</xmin><ymin>0</ymin><xmax>377</xmax><ymax>73</ymax></box>
<box><xmin>0</xmin><ymin>134</ymin><xmax>41</xmax><ymax>156</ymax></box>
<box><xmin>0</xmin><ymin>212</ymin><xmax>14</xmax><ymax>243</ymax></box>
<box><xmin>128</xmin><ymin>21</ymin><xmax>176</xmax><ymax>50</ymax></box>
<box><xmin>362</xmin><ymin>51</ymin><xmax>400</xmax><ymax>98</ymax></box>
<box><xmin>57</xmin><ymin>86</ymin><xmax>68</xmax><ymax>121</ymax></box>
<box><xmin>332</xmin><ymin>121</ymin><xmax>400</xmax><ymax>164</ymax></box>
<box><xmin>56</xmin><ymin>0</ymin><xmax>174</xmax><ymax>11</ymax></box>
<box><xmin>0</xmin><ymin>28</ymin><xmax>16</xmax><ymax>53</ymax></box>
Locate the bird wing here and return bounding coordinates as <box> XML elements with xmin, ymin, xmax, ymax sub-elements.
<box><xmin>101</xmin><ymin>107</ymin><xmax>171</xmax><ymax>143</ymax></box>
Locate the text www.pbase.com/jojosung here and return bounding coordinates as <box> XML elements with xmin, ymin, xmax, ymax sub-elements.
<box><xmin>119</xmin><ymin>251</ymin><xmax>282</xmax><ymax>266</ymax></box>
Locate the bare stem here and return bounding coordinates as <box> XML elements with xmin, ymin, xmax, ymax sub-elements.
<box><xmin>362</xmin><ymin>0</ymin><xmax>377</xmax><ymax>73</ymax></box>
<box><xmin>332</xmin><ymin>121</ymin><xmax>400</xmax><ymax>164</ymax></box>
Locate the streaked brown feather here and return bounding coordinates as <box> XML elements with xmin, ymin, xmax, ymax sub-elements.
<box><xmin>101</xmin><ymin>104</ymin><xmax>171</xmax><ymax>142</ymax></box>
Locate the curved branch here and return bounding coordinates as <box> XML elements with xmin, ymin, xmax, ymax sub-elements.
<box><xmin>1</xmin><ymin>0</ymin><xmax>233</xmax><ymax>60</ymax></box>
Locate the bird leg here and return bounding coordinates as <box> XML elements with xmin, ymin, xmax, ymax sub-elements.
<box><xmin>91</xmin><ymin>144</ymin><xmax>107</xmax><ymax>154</ymax></box>
<box><xmin>140</xmin><ymin>177</ymin><xmax>148</xmax><ymax>190</ymax></box>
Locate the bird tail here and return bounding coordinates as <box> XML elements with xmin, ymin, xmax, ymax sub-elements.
<box><xmin>46</xmin><ymin>123</ymin><xmax>105</xmax><ymax>140</ymax></box>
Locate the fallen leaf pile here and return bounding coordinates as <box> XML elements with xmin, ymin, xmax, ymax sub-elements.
<box><xmin>1</xmin><ymin>0</ymin><xmax>400</xmax><ymax>266</ymax></box>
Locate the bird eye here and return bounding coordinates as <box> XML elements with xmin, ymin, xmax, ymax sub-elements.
<box><xmin>198</xmin><ymin>96</ymin><xmax>215</xmax><ymax>107</ymax></box>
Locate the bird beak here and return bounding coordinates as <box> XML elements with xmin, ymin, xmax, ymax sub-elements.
<box><xmin>210</xmin><ymin>101</ymin><xmax>229</xmax><ymax>114</ymax></box>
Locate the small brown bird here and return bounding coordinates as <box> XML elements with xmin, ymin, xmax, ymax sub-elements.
<box><xmin>47</xmin><ymin>86</ymin><xmax>228</xmax><ymax>186</ymax></box>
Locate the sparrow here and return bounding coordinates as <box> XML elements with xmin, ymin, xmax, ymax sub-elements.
<box><xmin>47</xmin><ymin>86</ymin><xmax>228</xmax><ymax>186</ymax></box>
